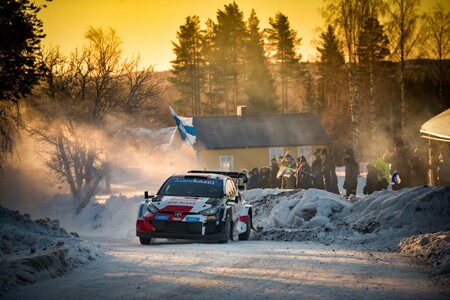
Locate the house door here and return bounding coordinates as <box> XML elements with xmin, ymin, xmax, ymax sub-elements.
<box><xmin>219</xmin><ymin>155</ymin><xmax>234</xmax><ymax>171</ymax></box>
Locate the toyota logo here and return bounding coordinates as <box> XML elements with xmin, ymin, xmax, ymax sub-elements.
<box><xmin>174</xmin><ymin>212</ymin><xmax>182</xmax><ymax>217</ymax></box>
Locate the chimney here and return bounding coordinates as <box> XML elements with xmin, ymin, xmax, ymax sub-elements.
<box><xmin>237</xmin><ymin>105</ymin><xmax>247</xmax><ymax>116</ymax></box>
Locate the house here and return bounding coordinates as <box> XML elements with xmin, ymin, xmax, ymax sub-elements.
<box><xmin>193</xmin><ymin>112</ymin><xmax>330</xmax><ymax>172</ymax></box>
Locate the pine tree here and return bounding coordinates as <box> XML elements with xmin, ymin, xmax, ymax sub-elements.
<box><xmin>0</xmin><ymin>0</ymin><xmax>47</xmax><ymax>169</ymax></box>
<box><xmin>266</xmin><ymin>12</ymin><xmax>301</xmax><ymax>113</ymax></box>
<box><xmin>171</xmin><ymin>15</ymin><xmax>205</xmax><ymax>116</ymax></box>
<box><xmin>244</xmin><ymin>10</ymin><xmax>278</xmax><ymax>115</ymax></box>
<box><xmin>358</xmin><ymin>17</ymin><xmax>389</xmax><ymax>141</ymax></box>
<box><xmin>211</xmin><ymin>2</ymin><xmax>248</xmax><ymax>115</ymax></box>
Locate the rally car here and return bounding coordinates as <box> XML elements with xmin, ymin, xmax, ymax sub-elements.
<box><xmin>136</xmin><ymin>170</ymin><xmax>252</xmax><ymax>245</ymax></box>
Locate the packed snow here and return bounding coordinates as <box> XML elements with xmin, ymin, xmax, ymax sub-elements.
<box><xmin>1</xmin><ymin>175</ymin><xmax>449</xmax><ymax>296</ymax></box>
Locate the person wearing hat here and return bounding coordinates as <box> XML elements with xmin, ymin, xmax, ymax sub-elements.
<box><xmin>437</xmin><ymin>144</ymin><xmax>450</xmax><ymax>186</ymax></box>
<box><xmin>320</xmin><ymin>148</ymin><xmax>339</xmax><ymax>194</ymax></box>
<box><xmin>311</xmin><ymin>148</ymin><xmax>324</xmax><ymax>189</ymax></box>
<box><xmin>383</xmin><ymin>140</ymin><xmax>412</xmax><ymax>190</ymax></box>
<box><xmin>410</xmin><ymin>146</ymin><xmax>428</xmax><ymax>186</ymax></box>
<box><xmin>343</xmin><ymin>148</ymin><xmax>359</xmax><ymax>197</ymax></box>
<box><xmin>296</xmin><ymin>155</ymin><xmax>313</xmax><ymax>189</ymax></box>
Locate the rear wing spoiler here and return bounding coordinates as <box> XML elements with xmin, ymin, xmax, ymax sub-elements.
<box><xmin>188</xmin><ymin>170</ymin><xmax>248</xmax><ymax>190</ymax></box>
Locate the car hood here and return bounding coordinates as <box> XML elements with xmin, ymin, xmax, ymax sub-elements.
<box><xmin>151</xmin><ymin>195</ymin><xmax>214</xmax><ymax>213</ymax></box>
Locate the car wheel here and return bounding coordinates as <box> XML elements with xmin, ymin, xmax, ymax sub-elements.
<box><xmin>218</xmin><ymin>215</ymin><xmax>231</xmax><ymax>244</ymax></box>
<box><xmin>238</xmin><ymin>214</ymin><xmax>251</xmax><ymax>241</ymax></box>
<box><xmin>139</xmin><ymin>237</ymin><xmax>151</xmax><ymax>245</ymax></box>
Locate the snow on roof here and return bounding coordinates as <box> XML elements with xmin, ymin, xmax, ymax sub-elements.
<box><xmin>420</xmin><ymin>108</ymin><xmax>450</xmax><ymax>142</ymax></box>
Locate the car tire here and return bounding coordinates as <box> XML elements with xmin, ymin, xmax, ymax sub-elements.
<box><xmin>139</xmin><ymin>237</ymin><xmax>151</xmax><ymax>245</ymax></box>
<box><xmin>218</xmin><ymin>215</ymin><xmax>231</xmax><ymax>244</ymax></box>
<box><xmin>238</xmin><ymin>214</ymin><xmax>251</xmax><ymax>241</ymax></box>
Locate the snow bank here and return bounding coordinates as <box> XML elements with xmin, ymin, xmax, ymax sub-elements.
<box><xmin>244</xmin><ymin>186</ymin><xmax>450</xmax><ymax>282</ymax></box>
<box><xmin>244</xmin><ymin>186</ymin><xmax>450</xmax><ymax>250</ymax></box>
<box><xmin>0</xmin><ymin>206</ymin><xmax>101</xmax><ymax>296</ymax></box>
<box><xmin>399</xmin><ymin>231</ymin><xmax>450</xmax><ymax>285</ymax></box>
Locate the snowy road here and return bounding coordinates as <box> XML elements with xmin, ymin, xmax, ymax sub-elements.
<box><xmin>3</xmin><ymin>238</ymin><xmax>449</xmax><ymax>300</ymax></box>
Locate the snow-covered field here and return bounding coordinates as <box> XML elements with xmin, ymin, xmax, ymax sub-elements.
<box><xmin>1</xmin><ymin>178</ymin><xmax>450</xmax><ymax>298</ymax></box>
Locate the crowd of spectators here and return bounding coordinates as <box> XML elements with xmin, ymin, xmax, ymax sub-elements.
<box><xmin>242</xmin><ymin>142</ymin><xmax>450</xmax><ymax>196</ymax></box>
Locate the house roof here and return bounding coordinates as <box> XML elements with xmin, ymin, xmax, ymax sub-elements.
<box><xmin>420</xmin><ymin>108</ymin><xmax>450</xmax><ymax>143</ymax></box>
<box><xmin>193</xmin><ymin>113</ymin><xmax>329</xmax><ymax>150</ymax></box>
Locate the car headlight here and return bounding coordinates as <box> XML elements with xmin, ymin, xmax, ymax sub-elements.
<box><xmin>199</xmin><ymin>206</ymin><xmax>219</xmax><ymax>216</ymax></box>
<box><xmin>147</xmin><ymin>203</ymin><xmax>160</xmax><ymax>214</ymax></box>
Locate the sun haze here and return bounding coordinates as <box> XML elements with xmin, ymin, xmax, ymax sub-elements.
<box><xmin>37</xmin><ymin>0</ymin><xmax>322</xmax><ymax>71</ymax></box>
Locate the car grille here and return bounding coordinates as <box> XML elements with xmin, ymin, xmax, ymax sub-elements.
<box><xmin>151</xmin><ymin>220</ymin><xmax>218</xmax><ymax>235</ymax></box>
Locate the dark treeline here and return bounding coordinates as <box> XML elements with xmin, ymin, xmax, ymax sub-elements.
<box><xmin>170</xmin><ymin>1</ymin><xmax>450</xmax><ymax>160</ymax></box>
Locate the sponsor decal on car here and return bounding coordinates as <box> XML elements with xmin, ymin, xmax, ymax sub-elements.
<box><xmin>154</xmin><ymin>215</ymin><xmax>169</xmax><ymax>221</ymax></box>
<box><xmin>168</xmin><ymin>200</ymin><xmax>196</xmax><ymax>206</ymax></box>
<box><xmin>185</xmin><ymin>216</ymin><xmax>200</xmax><ymax>222</ymax></box>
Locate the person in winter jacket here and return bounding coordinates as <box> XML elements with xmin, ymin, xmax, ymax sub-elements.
<box><xmin>363</xmin><ymin>157</ymin><xmax>390</xmax><ymax>194</ymax></box>
<box><xmin>260</xmin><ymin>167</ymin><xmax>271</xmax><ymax>189</ymax></box>
<box><xmin>410</xmin><ymin>147</ymin><xmax>428</xmax><ymax>186</ymax></box>
<box><xmin>383</xmin><ymin>140</ymin><xmax>412</xmax><ymax>190</ymax></box>
<box><xmin>296</xmin><ymin>155</ymin><xmax>313</xmax><ymax>189</ymax></box>
<box><xmin>311</xmin><ymin>148</ymin><xmax>324</xmax><ymax>189</ymax></box>
<box><xmin>270</xmin><ymin>157</ymin><xmax>281</xmax><ymax>188</ymax></box>
<box><xmin>247</xmin><ymin>167</ymin><xmax>261</xmax><ymax>189</ymax></box>
<box><xmin>320</xmin><ymin>148</ymin><xmax>339</xmax><ymax>194</ymax></box>
<box><xmin>437</xmin><ymin>144</ymin><xmax>450</xmax><ymax>186</ymax></box>
<box><xmin>343</xmin><ymin>148</ymin><xmax>359</xmax><ymax>197</ymax></box>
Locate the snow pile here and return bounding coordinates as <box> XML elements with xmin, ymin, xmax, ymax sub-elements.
<box><xmin>0</xmin><ymin>206</ymin><xmax>101</xmax><ymax>296</ymax></box>
<box><xmin>245</xmin><ymin>186</ymin><xmax>450</xmax><ymax>282</ymax></box>
<box><xmin>245</xmin><ymin>186</ymin><xmax>450</xmax><ymax>251</ymax></box>
<box><xmin>399</xmin><ymin>231</ymin><xmax>450</xmax><ymax>284</ymax></box>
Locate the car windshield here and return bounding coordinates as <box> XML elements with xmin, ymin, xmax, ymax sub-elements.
<box><xmin>158</xmin><ymin>177</ymin><xmax>224</xmax><ymax>198</ymax></box>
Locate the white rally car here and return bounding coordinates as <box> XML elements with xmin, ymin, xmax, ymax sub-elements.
<box><xmin>136</xmin><ymin>170</ymin><xmax>252</xmax><ymax>245</ymax></box>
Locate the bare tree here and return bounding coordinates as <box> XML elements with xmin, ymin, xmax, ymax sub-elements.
<box><xmin>420</xmin><ymin>3</ymin><xmax>450</xmax><ymax>107</ymax></box>
<box><xmin>30</xmin><ymin>28</ymin><xmax>162</xmax><ymax>212</ymax></box>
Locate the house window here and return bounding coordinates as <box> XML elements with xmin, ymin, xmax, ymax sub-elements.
<box><xmin>269</xmin><ymin>147</ymin><xmax>284</xmax><ymax>164</ymax></box>
<box><xmin>297</xmin><ymin>146</ymin><xmax>312</xmax><ymax>163</ymax></box>
<box><xmin>220</xmin><ymin>156</ymin><xmax>234</xmax><ymax>171</ymax></box>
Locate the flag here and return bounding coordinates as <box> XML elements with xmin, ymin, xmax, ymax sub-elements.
<box><xmin>169</xmin><ymin>106</ymin><xmax>196</xmax><ymax>145</ymax></box>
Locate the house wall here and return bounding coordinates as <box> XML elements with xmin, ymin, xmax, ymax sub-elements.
<box><xmin>197</xmin><ymin>145</ymin><xmax>326</xmax><ymax>172</ymax></box>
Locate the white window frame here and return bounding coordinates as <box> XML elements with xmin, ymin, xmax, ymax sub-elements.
<box><xmin>297</xmin><ymin>146</ymin><xmax>313</xmax><ymax>164</ymax></box>
<box><xmin>269</xmin><ymin>147</ymin><xmax>284</xmax><ymax>164</ymax></box>
<box><xmin>219</xmin><ymin>155</ymin><xmax>234</xmax><ymax>171</ymax></box>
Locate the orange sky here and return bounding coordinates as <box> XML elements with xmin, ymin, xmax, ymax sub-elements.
<box><xmin>37</xmin><ymin>0</ymin><xmax>448</xmax><ymax>71</ymax></box>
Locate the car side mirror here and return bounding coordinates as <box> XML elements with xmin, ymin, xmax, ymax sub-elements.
<box><xmin>144</xmin><ymin>191</ymin><xmax>154</xmax><ymax>203</ymax></box>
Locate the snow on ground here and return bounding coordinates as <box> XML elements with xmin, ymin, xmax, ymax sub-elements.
<box><xmin>1</xmin><ymin>175</ymin><xmax>449</xmax><ymax>295</ymax></box>
<box><xmin>0</xmin><ymin>206</ymin><xmax>102</xmax><ymax>295</ymax></box>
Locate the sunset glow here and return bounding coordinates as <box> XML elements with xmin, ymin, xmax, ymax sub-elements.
<box><xmin>37</xmin><ymin>0</ymin><xmax>322</xmax><ymax>71</ymax></box>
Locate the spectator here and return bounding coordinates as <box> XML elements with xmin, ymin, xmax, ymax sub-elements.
<box><xmin>270</xmin><ymin>157</ymin><xmax>281</xmax><ymax>188</ymax></box>
<box><xmin>410</xmin><ymin>146</ymin><xmax>428</xmax><ymax>186</ymax></box>
<box><xmin>363</xmin><ymin>157</ymin><xmax>390</xmax><ymax>194</ymax></box>
<box><xmin>437</xmin><ymin>144</ymin><xmax>450</xmax><ymax>186</ymax></box>
<box><xmin>311</xmin><ymin>148</ymin><xmax>324</xmax><ymax>189</ymax></box>
<box><xmin>247</xmin><ymin>167</ymin><xmax>261</xmax><ymax>190</ymax></box>
<box><xmin>343</xmin><ymin>148</ymin><xmax>359</xmax><ymax>197</ymax></box>
<box><xmin>321</xmin><ymin>148</ymin><xmax>339</xmax><ymax>194</ymax></box>
<box><xmin>285</xmin><ymin>152</ymin><xmax>297</xmax><ymax>189</ymax></box>
<box><xmin>278</xmin><ymin>158</ymin><xmax>295</xmax><ymax>189</ymax></box>
<box><xmin>384</xmin><ymin>140</ymin><xmax>412</xmax><ymax>190</ymax></box>
<box><xmin>296</xmin><ymin>155</ymin><xmax>312</xmax><ymax>190</ymax></box>
<box><xmin>260</xmin><ymin>167</ymin><xmax>271</xmax><ymax>189</ymax></box>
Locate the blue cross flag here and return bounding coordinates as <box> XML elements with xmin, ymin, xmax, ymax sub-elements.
<box><xmin>169</xmin><ymin>106</ymin><xmax>197</xmax><ymax>145</ymax></box>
